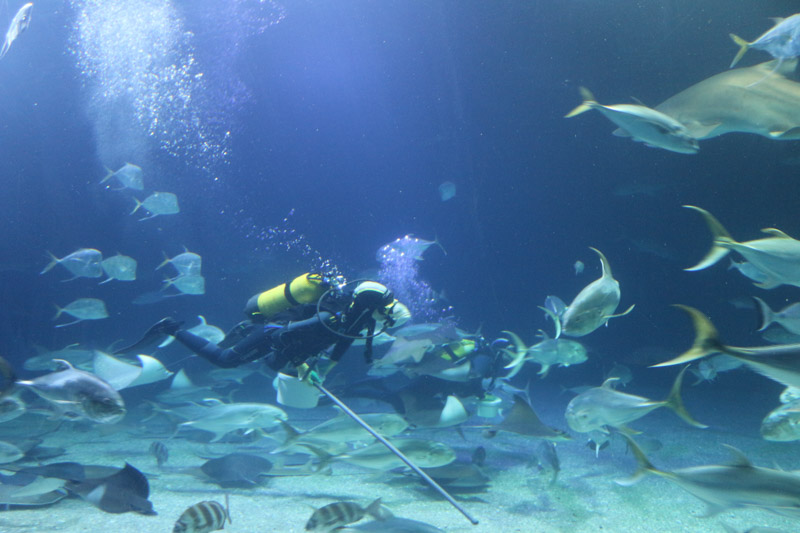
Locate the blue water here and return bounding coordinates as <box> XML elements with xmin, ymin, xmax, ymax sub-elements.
<box><xmin>3</xmin><ymin>1</ymin><xmax>800</xmax><ymax>530</ymax></box>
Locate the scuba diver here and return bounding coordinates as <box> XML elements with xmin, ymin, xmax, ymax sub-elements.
<box><xmin>120</xmin><ymin>273</ymin><xmax>410</xmax><ymax>384</ymax></box>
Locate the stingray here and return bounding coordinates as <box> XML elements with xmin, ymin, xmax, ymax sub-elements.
<box><xmin>490</xmin><ymin>395</ymin><xmax>571</xmax><ymax>442</ymax></box>
<box><xmin>200</xmin><ymin>453</ymin><xmax>273</xmax><ymax>488</ymax></box>
<box><xmin>654</xmin><ymin>59</ymin><xmax>800</xmax><ymax>140</ymax></box>
<box><xmin>0</xmin><ymin>475</ymin><xmax>67</xmax><ymax>507</ymax></box>
<box><xmin>66</xmin><ymin>463</ymin><xmax>155</xmax><ymax>515</ymax></box>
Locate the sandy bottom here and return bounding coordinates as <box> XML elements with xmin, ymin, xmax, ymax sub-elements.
<box><xmin>0</xmin><ymin>399</ymin><xmax>798</xmax><ymax>533</ymax></box>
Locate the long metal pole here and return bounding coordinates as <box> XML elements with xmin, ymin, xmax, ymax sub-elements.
<box><xmin>314</xmin><ymin>383</ymin><xmax>479</xmax><ymax>526</ymax></box>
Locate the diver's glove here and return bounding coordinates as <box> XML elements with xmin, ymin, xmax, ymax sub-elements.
<box><xmin>297</xmin><ymin>363</ymin><xmax>322</xmax><ymax>386</ymax></box>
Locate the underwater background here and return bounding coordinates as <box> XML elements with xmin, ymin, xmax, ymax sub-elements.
<box><xmin>3</xmin><ymin>1</ymin><xmax>800</xmax><ymax>531</ymax></box>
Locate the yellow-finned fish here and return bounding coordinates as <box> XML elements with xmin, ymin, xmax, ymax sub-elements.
<box><xmin>173</xmin><ymin>497</ymin><xmax>230</xmax><ymax>533</ymax></box>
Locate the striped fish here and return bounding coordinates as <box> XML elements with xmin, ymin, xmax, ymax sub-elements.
<box><xmin>149</xmin><ymin>441</ymin><xmax>168</xmax><ymax>467</ymax></box>
<box><xmin>305</xmin><ymin>498</ymin><xmax>383</xmax><ymax>532</ymax></box>
<box><xmin>173</xmin><ymin>497</ymin><xmax>230</xmax><ymax>533</ymax></box>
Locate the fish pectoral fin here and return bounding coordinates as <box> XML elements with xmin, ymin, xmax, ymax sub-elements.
<box><xmin>611</xmin><ymin>127</ymin><xmax>632</xmax><ymax>138</ymax></box>
<box><xmin>605</xmin><ymin>304</ymin><xmax>635</xmax><ymax>321</ymax></box>
<box><xmin>760</xmin><ymin>227</ymin><xmax>795</xmax><ymax>239</ymax></box>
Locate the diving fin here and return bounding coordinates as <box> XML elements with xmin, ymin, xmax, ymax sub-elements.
<box><xmin>114</xmin><ymin>317</ymin><xmax>183</xmax><ymax>354</ymax></box>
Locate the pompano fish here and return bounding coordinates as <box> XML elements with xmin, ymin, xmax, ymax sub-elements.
<box><xmin>277</xmin><ymin>412</ymin><xmax>408</xmax><ymax>450</ymax></box>
<box><xmin>0</xmin><ymin>2</ymin><xmax>32</xmax><ymax>59</ymax></box>
<box><xmin>305</xmin><ymin>498</ymin><xmax>383</xmax><ymax>532</ymax></box>
<box><xmin>173</xmin><ymin>497</ymin><xmax>230</xmax><ymax>533</ymax></box>
<box><xmin>544</xmin><ymin>248</ymin><xmax>634</xmax><ymax>337</ymax></box>
<box><xmin>100</xmin><ymin>163</ymin><xmax>143</xmax><ymax>190</ymax></box>
<box><xmin>729</xmin><ymin>259</ymin><xmax>769</xmax><ymax>284</ymax></box>
<box><xmin>100</xmin><ymin>253</ymin><xmax>137</xmax><ymax>284</ymax></box>
<box><xmin>131</xmin><ymin>192</ymin><xmax>179</xmax><ymax>221</ymax></box>
<box><xmin>565</xmin><ymin>87</ymin><xmax>699</xmax><ymax>154</ymax></box>
<box><xmin>16</xmin><ymin>359</ymin><xmax>126</xmax><ymax>423</ymax></box>
<box><xmin>157</xmin><ymin>249</ymin><xmax>202</xmax><ymax>276</ymax></box>
<box><xmin>761</xmin><ymin>399</ymin><xmax>800</xmax><ymax>442</ymax></box>
<box><xmin>655</xmin><ymin>59</ymin><xmax>800</xmax><ymax>141</ymax></box>
<box><xmin>308</xmin><ymin>439</ymin><xmax>456</xmax><ymax>470</ymax></box>
<box><xmin>164</xmin><ymin>274</ymin><xmax>205</xmax><ymax>295</ymax></box>
<box><xmin>619</xmin><ymin>434</ymin><xmax>800</xmax><ymax>518</ymax></box>
<box><xmin>40</xmin><ymin>248</ymin><xmax>103</xmax><ymax>280</ymax></box>
<box><xmin>565</xmin><ymin>366</ymin><xmax>706</xmax><ymax>433</ymax></box>
<box><xmin>655</xmin><ymin>305</ymin><xmax>800</xmax><ymax>391</ymax></box>
<box><xmin>684</xmin><ymin>205</ymin><xmax>800</xmax><ymax>289</ymax></box>
<box><xmin>754</xmin><ymin>297</ymin><xmax>800</xmax><ymax>335</ymax></box>
<box><xmin>730</xmin><ymin>14</ymin><xmax>800</xmax><ymax>68</ymax></box>
<box><xmin>376</xmin><ymin>235</ymin><xmax>446</xmax><ymax>262</ymax></box>
<box><xmin>53</xmin><ymin>298</ymin><xmax>108</xmax><ymax>327</ymax></box>
<box><xmin>178</xmin><ymin>399</ymin><xmax>287</xmax><ymax>442</ymax></box>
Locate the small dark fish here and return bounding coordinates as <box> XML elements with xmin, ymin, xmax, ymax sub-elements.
<box><xmin>535</xmin><ymin>441</ymin><xmax>560</xmax><ymax>485</ymax></box>
<box><xmin>200</xmin><ymin>453</ymin><xmax>272</xmax><ymax>488</ymax></box>
<box><xmin>150</xmin><ymin>441</ymin><xmax>169</xmax><ymax>467</ymax></box>
<box><xmin>471</xmin><ymin>446</ymin><xmax>486</xmax><ymax>467</ymax></box>
<box><xmin>173</xmin><ymin>496</ymin><xmax>231</xmax><ymax>533</ymax></box>
<box><xmin>306</xmin><ymin>498</ymin><xmax>383</xmax><ymax>532</ymax></box>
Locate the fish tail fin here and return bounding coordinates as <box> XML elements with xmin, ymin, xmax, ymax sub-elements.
<box><xmin>296</xmin><ymin>443</ymin><xmax>336</xmax><ymax>472</ymax></box>
<box><xmin>539</xmin><ymin>305</ymin><xmax>562</xmax><ymax>339</ymax></box>
<box><xmin>155</xmin><ymin>252</ymin><xmax>171</xmax><ymax>270</ymax></box>
<box><xmin>501</xmin><ymin>348</ymin><xmax>527</xmax><ymax>379</ymax></box>
<box><xmin>752</xmin><ymin>296</ymin><xmax>775</xmax><ymax>332</ymax></box>
<box><xmin>365</xmin><ymin>498</ymin><xmax>388</xmax><ymax>520</ymax></box>
<box><xmin>434</xmin><ymin>235</ymin><xmax>447</xmax><ymax>256</ymax></box>
<box><xmin>615</xmin><ymin>434</ymin><xmax>658</xmax><ymax>486</ymax></box>
<box><xmin>683</xmin><ymin>205</ymin><xmax>734</xmax><ymax>270</ymax></box>
<box><xmin>53</xmin><ymin>304</ymin><xmax>63</xmax><ymax>320</ymax></box>
<box><xmin>564</xmin><ymin>87</ymin><xmax>597</xmax><ymax>118</ymax></box>
<box><xmin>40</xmin><ymin>251</ymin><xmax>60</xmax><ymax>274</ymax></box>
<box><xmin>270</xmin><ymin>419</ymin><xmax>301</xmax><ymax>454</ymax></box>
<box><xmin>224</xmin><ymin>494</ymin><xmax>232</xmax><ymax>525</ymax></box>
<box><xmin>100</xmin><ymin>166</ymin><xmax>115</xmax><ymax>184</ymax></box>
<box><xmin>729</xmin><ymin>34</ymin><xmax>750</xmax><ymax>68</ymax></box>
<box><xmin>652</xmin><ymin>305</ymin><xmax>725</xmax><ymax>367</ymax></box>
<box><xmin>130</xmin><ymin>197</ymin><xmax>142</xmax><ymax>215</ymax></box>
<box><xmin>663</xmin><ymin>365</ymin><xmax>708</xmax><ymax>428</ymax></box>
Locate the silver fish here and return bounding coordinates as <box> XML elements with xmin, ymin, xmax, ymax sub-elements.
<box><xmin>565</xmin><ymin>87</ymin><xmax>699</xmax><ymax>154</ymax></box>
<box><xmin>100</xmin><ymin>163</ymin><xmax>143</xmax><ymax>190</ymax></box>
<box><xmin>325</xmin><ymin>439</ymin><xmax>455</xmax><ymax>470</ymax></box>
<box><xmin>173</xmin><ymin>498</ymin><xmax>230</xmax><ymax>533</ymax></box>
<box><xmin>40</xmin><ymin>248</ymin><xmax>103</xmax><ymax>280</ymax></box>
<box><xmin>157</xmin><ymin>249</ymin><xmax>202</xmax><ymax>276</ymax></box>
<box><xmin>100</xmin><ymin>253</ymin><xmax>137</xmax><ymax>283</ymax></box>
<box><xmin>131</xmin><ymin>191</ymin><xmax>179</xmax><ymax>220</ymax></box>
<box><xmin>0</xmin><ymin>2</ymin><xmax>32</xmax><ymax>59</ymax></box>
<box><xmin>178</xmin><ymin>399</ymin><xmax>287</xmax><ymax>442</ymax></box>
<box><xmin>565</xmin><ymin>366</ymin><xmax>706</xmax><ymax>433</ymax></box>
<box><xmin>15</xmin><ymin>359</ymin><xmax>126</xmax><ymax>423</ymax></box>
<box><xmin>729</xmin><ymin>259</ymin><xmax>769</xmax><ymax>284</ymax></box>
<box><xmin>730</xmin><ymin>14</ymin><xmax>800</xmax><ymax>68</ymax></box>
<box><xmin>306</xmin><ymin>498</ymin><xmax>383</xmax><ymax>532</ymax></box>
<box><xmin>761</xmin><ymin>399</ymin><xmax>800</xmax><ymax>442</ymax></box>
<box><xmin>53</xmin><ymin>298</ymin><xmax>108</xmax><ymax>327</ymax></box>
<box><xmin>754</xmin><ymin>297</ymin><xmax>800</xmax><ymax>335</ymax></box>
<box><xmin>164</xmin><ymin>274</ymin><xmax>205</xmax><ymax>295</ymax></box>
<box><xmin>0</xmin><ymin>394</ymin><xmax>25</xmax><ymax>423</ymax></box>
<box><xmin>619</xmin><ymin>434</ymin><xmax>800</xmax><ymax>518</ymax></box>
<box><xmin>0</xmin><ymin>440</ymin><xmax>23</xmax><ymax>463</ymax></box>
<box><xmin>278</xmin><ymin>412</ymin><xmax>408</xmax><ymax>450</ymax></box>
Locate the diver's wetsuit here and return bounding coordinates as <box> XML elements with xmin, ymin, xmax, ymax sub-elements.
<box><xmin>173</xmin><ymin>301</ymin><xmax>375</xmax><ymax>371</ymax></box>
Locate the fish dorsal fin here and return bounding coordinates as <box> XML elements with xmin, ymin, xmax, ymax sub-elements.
<box><xmin>590</xmin><ymin>247</ymin><xmax>612</xmax><ymax>279</ymax></box>
<box><xmin>721</xmin><ymin>444</ymin><xmax>752</xmax><ymax>467</ymax></box>
<box><xmin>171</xmin><ymin>368</ymin><xmax>193</xmax><ymax>389</ymax></box>
<box><xmin>601</xmin><ymin>377</ymin><xmax>621</xmax><ymax>389</ymax></box>
<box><xmin>761</xmin><ymin>227</ymin><xmax>795</xmax><ymax>239</ymax></box>
<box><xmin>196</xmin><ymin>315</ymin><xmax>208</xmax><ymax>326</ymax></box>
<box><xmin>53</xmin><ymin>359</ymin><xmax>75</xmax><ymax>371</ymax></box>
<box><xmin>536</xmin><ymin>329</ymin><xmax>550</xmax><ymax>341</ymax></box>
<box><xmin>630</xmin><ymin>96</ymin><xmax>646</xmax><ymax>106</ymax></box>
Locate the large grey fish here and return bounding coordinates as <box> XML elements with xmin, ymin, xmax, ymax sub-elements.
<box><xmin>684</xmin><ymin>205</ymin><xmax>800</xmax><ymax>289</ymax></box>
<box><xmin>164</xmin><ymin>274</ymin><xmax>206</xmax><ymax>295</ymax></box>
<box><xmin>565</xmin><ymin>366</ymin><xmax>706</xmax><ymax>433</ymax></box>
<box><xmin>100</xmin><ymin>163</ymin><xmax>143</xmax><ymax>190</ymax></box>
<box><xmin>53</xmin><ymin>298</ymin><xmax>108</xmax><ymax>327</ymax></box>
<box><xmin>173</xmin><ymin>497</ymin><xmax>230</xmax><ymax>533</ymax></box>
<box><xmin>654</xmin><ymin>305</ymin><xmax>800</xmax><ymax>391</ymax></box>
<box><xmin>305</xmin><ymin>498</ymin><xmax>383</xmax><ymax>532</ymax></box>
<box><xmin>566</xmin><ymin>87</ymin><xmax>699</xmax><ymax>154</ymax></box>
<box><xmin>0</xmin><ymin>2</ymin><xmax>32</xmax><ymax>59</ymax></box>
<box><xmin>655</xmin><ymin>59</ymin><xmax>800</xmax><ymax>141</ymax></box>
<box><xmin>277</xmin><ymin>411</ymin><xmax>408</xmax><ymax>450</ymax></box>
<box><xmin>306</xmin><ymin>439</ymin><xmax>456</xmax><ymax>470</ymax></box>
<box><xmin>619</xmin><ymin>434</ymin><xmax>800</xmax><ymax>518</ymax></box>
<box><xmin>544</xmin><ymin>248</ymin><xmax>634</xmax><ymax>337</ymax></box>
<box><xmin>178</xmin><ymin>399</ymin><xmax>287</xmax><ymax>442</ymax></box>
<box><xmin>15</xmin><ymin>359</ymin><xmax>126</xmax><ymax>424</ymax></box>
<box><xmin>502</xmin><ymin>330</ymin><xmax>587</xmax><ymax>378</ymax></box>
<box><xmin>730</xmin><ymin>14</ymin><xmax>800</xmax><ymax>68</ymax></box>
<box><xmin>761</xmin><ymin>399</ymin><xmax>800</xmax><ymax>442</ymax></box>
<box><xmin>131</xmin><ymin>191</ymin><xmax>179</xmax><ymax>220</ymax></box>
<box><xmin>40</xmin><ymin>248</ymin><xmax>103</xmax><ymax>280</ymax></box>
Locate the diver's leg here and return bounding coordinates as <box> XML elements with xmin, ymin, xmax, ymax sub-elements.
<box><xmin>174</xmin><ymin>325</ymin><xmax>279</xmax><ymax>368</ymax></box>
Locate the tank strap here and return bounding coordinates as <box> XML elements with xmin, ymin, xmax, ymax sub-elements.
<box><xmin>283</xmin><ymin>279</ymin><xmax>300</xmax><ymax>306</ymax></box>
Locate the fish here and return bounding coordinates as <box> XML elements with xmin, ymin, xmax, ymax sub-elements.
<box><xmin>157</xmin><ymin>249</ymin><xmax>202</xmax><ymax>276</ymax></box>
<box><xmin>781</xmin><ymin>386</ymin><xmax>800</xmax><ymax>404</ymax></box>
<box><xmin>729</xmin><ymin>259</ymin><xmax>770</xmax><ymax>284</ymax></box>
<box><xmin>66</xmin><ymin>462</ymin><xmax>155</xmax><ymax>515</ymax></box>
<box><xmin>133</xmin><ymin>290</ymin><xmax>176</xmax><ymax>305</ymax></box>
<box><xmin>0</xmin><ymin>2</ymin><xmax>32</xmax><ymax>59</ymax></box>
<box><xmin>438</xmin><ymin>181</ymin><xmax>456</xmax><ymax>202</ymax></box>
<box><xmin>421</xmin><ymin>459</ymin><xmax>490</xmax><ymax>491</ymax></box>
<box><xmin>573</xmin><ymin>260</ymin><xmax>584</xmax><ymax>275</ymax></box>
<box><xmin>376</xmin><ymin>235</ymin><xmax>446</xmax><ymax>262</ymax></box>
<box><xmin>502</xmin><ymin>330</ymin><xmax>587</xmax><ymax>378</ymax></box>
<box><xmin>754</xmin><ymin>297</ymin><xmax>800</xmax><ymax>335</ymax></box>
<box><xmin>761</xmin><ymin>399</ymin><xmax>800</xmax><ymax>442</ymax></box>
<box><xmin>24</xmin><ymin>343</ymin><xmax>95</xmax><ymax>371</ymax></box>
<box><xmin>0</xmin><ymin>475</ymin><xmax>67</xmax><ymax>507</ymax></box>
<box><xmin>0</xmin><ymin>441</ymin><xmax>24</xmax><ymax>464</ymax></box>
<box><xmin>687</xmin><ymin>355</ymin><xmax>743</xmax><ymax>385</ymax></box>
<box><xmin>149</xmin><ymin>441</ymin><xmax>168</xmax><ymax>467</ymax></box>
<box><xmin>200</xmin><ymin>453</ymin><xmax>273</xmax><ymax>488</ymax></box>
<box><xmin>173</xmin><ymin>498</ymin><xmax>230</xmax><ymax>533</ymax></box>
<box><xmin>605</xmin><ymin>363</ymin><xmax>633</xmax><ymax>387</ymax></box>
<box><xmin>160</xmin><ymin>315</ymin><xmax>223</xmax><ymax>348</ymax></box>
<box><xmin>100</xmin><ymin>163</ymin><xmax>143</xmax><ymax>190</ymax></box>
<box><xmin>654</xmin><ymin>305</ymin><xmax>800</xmax><ymax>390</ymax></box>
<box><xmin>0</xmin><ymin>394</ymin><xmax>25</xmax><ymax>423</ymax></box>
<box><xmin>565</xmin><ymin>87</ymin><xmax>699</xmax><ymax>154</ymax></box>
<box><xmin>15</xmin><ymin>359</ymin><xmax>126</xmax><ymax>424</ymax></box>
<box><xmin>40</xmin><ymin>248</ymin><xmax>103</xmax><ymax>280</ymax></box>
<box><xmin>178</xmin><ymin>398</ymin><xmax>287</xmax><ymax>442</ymax></box>
<box><xmin>685</xmin><ymin>205</ymin><xmax>800</xmax><ymax>288</ymax></box>
<box><xmin>370</xmin><ymin>336</ymin><xmax>433</xmax><ymax>373</ymax></box>
<box><xmin>305</xmin><ymin>498</ymin><xmax>383</xmax><ymax>532</ymax></box>
<box><xmin>277</xmin><ymin>411</ymin><xmax>408</xmax><ymax>451</ymax></box>
<box><xmin>53</xmin><ymin>298</ymin><xmax>108</xmax><ymax>327</ymax></box>
<box><xmin>618</xmin><ymin>434</ymin><xmax>800</xmax><ymax>518</ymax></box>
<box><xmin>92</xmin><ymin>351</ymin><xmax>173</xmax><ymax>390</ymax></box>
<box><xmin>655</xmin><ymin>59</ymin><xmax>800</xmax><ymax>141</ymax></box>
<box><xmin>338</xmin><ymin>512</ymin><xmax>444</xmax><ymax>533</ymax></box>
<box><xmin>164</xmin><ymin>274</ymin><xmax>206</xmax><ymax>295</ymax></box>
<box><xmin>308</xmin><ymin>438</ymin><xmax>456</xmax><ymax>470</ymax></box>
<box><xmin>730</xmin><ymin>14</ymin><xmax>800</xmax><ymax>68</ymax></box>
<box><xmin>544</xmin><ymin>248</ymin><xmax>635</xmax><ymax>337</ymax></box>
<box><xmin>99</xmin><ymin>253</ymin><xmax>137</xmax><ymax>283</ymax></box>
<box><xmin>489</xmin><ymin>394</ymin><xmax>571</xmax><ymax>441</ymax></box>
<box><xmin>155</xmin><ymin>369</ymin><xmax>220</xmax><ymax>405</ymax></box>
<box><xmin>400</xmin><ymin>394</ymin><xmax>468</xmax><ymax>428</ymax></box>
<box><xmin>565</xmin><ymin>366</ymin><xmax>706</xmax><ymax>433</ymax></box>
<box><xmin>534</xmin><ymin>441</ymin><xmax>560</xmax><ymax>486</ymax></box>
<box><xmin>131</xmin><ymin>191</ymin><xmax>180</xmax><ymax>220</ymax></box>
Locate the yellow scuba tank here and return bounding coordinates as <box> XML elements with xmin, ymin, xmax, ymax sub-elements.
<box><xmin>246</xmin><ymin>273</ymin><xmax>328</xmax><ymax>320</ymax></box>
